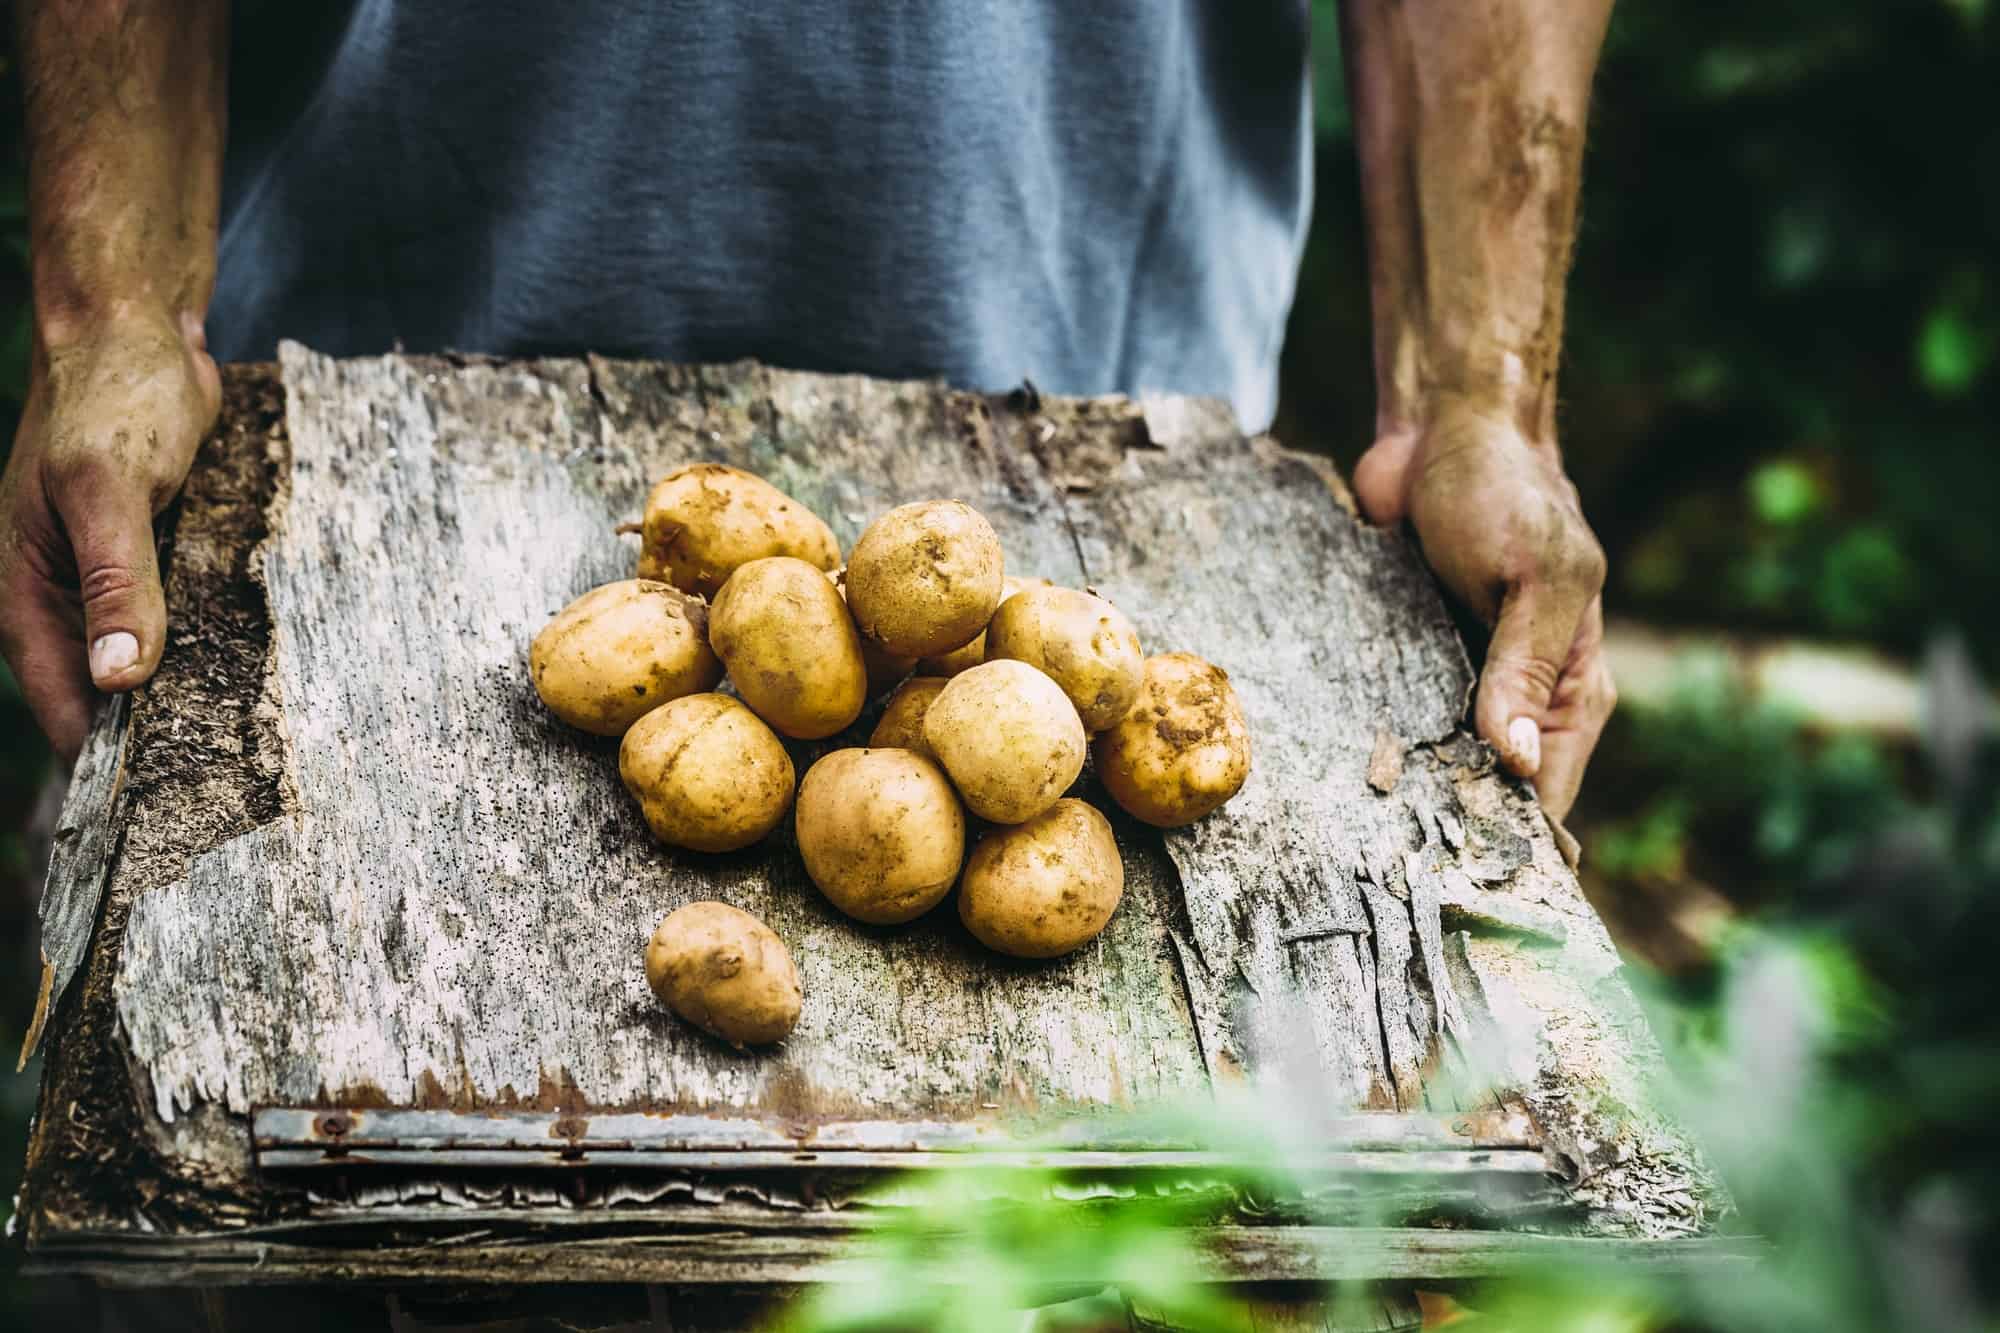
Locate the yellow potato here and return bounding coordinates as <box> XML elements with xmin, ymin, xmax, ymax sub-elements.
<box><xmin>984</xmin><ymin>586</ymin><xmax>1143</xmax><ymax>731</ymax></box>
<box><xmin>916</xmin><ymin>574</ymin><xmax>1053</xmax><ymax>677</ymax></box>
<box><xmin>1094</xmin><ymin>653</ymin><xmax>1251</xmax><ymax>827</ymax></box>
<box><xmin>868</xmin><ymin>676</ymin><xmax>948</xmax><ymax>761</ymax></box>
<box><xmin>844</xmin><ymin>500</ymin><xmax>1004</xmax><ymax>657</ymax></box>
<box><xmin>635</xmin><ymin>463</ymin><xmax>840</xmax><ymax>598</ymax></box>
<box><xmin>710</xmin><ymin>557</ymin><xmax>869</xmax><ymax>739</ymax></box>
<box><xmin>530</xmin><ymin>579</ymin><xmax>721</xmax><ymax>735</ymax></box>
<box><xmin>795</xmin><ymin>748</ymin><xmax>965</xmax><ymax>924</ymax></box>
<box><xmin>646</xmin><ymin>902</ymin><xmax>801</xmax><ymax>1046</ymax></box>
<box><xmin>923</xmin><ymin>660</ymin><xmax>1086</xmax><ymax>824</ymax></box>
<box><xmin>829</xmin><ymin>568</ymin><xmax>918</xmax><ymax>693</ymax></box>
<box><xmin>619</xmin><ymin>694</ymin><xmax>795</xmax><ymax>851</ymax></box>
<box><xmin>959</xmin><ymin>799</ymin><xmax>1125</xmax><ymax>959</ymax></box>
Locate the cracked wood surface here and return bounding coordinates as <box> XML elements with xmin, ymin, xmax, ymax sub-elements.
<box><xmin>25</xmin><ymin>347</ymin><xmax>1714</xmax><ymax>1262</ymax></box>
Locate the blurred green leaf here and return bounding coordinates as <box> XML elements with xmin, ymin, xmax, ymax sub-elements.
<box><xmin>1813</xmin><ymin>523</ymin><xmax>1915</xmax><ymax>630</ymax></box>
<box><xmin>1916</xmin><ymin>307</ymin><xmax>1991</xmax><ymax>396</ymax></box>
<box><xmin>1748</xmin><ymin>459</ymin><xmax>1820</xmax><ymax>525</ymax></box>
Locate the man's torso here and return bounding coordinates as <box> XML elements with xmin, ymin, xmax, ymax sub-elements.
<box><xmin>215</xmin><ymin>1</ymin><xmax>1313</xmax><ymax>429</ymax></box>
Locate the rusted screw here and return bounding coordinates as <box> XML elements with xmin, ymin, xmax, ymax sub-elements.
<box><xmin>315</xmin><ymin>1112</ymin><xmax>352</xmax><ymax>1139</ymax></box>
<box><xmin>552</xmin><ymin>1116</ymin><xmax>585</xmax><ymax>1139</ymax></box>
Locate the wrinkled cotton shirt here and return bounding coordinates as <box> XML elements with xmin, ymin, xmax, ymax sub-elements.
<box><xmin>213</xmin><ymin>2</ymin><xmax>1313</xmax><ymax>430</ymax></box>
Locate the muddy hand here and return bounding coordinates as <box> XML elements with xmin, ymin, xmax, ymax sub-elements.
<box><xmin>0</xmin><ymin>310</ymin><xmax>221</xmax><ymax>760</ymax></box>
<box><xmin>1353</xmin><ymin>403</ymin><xmax>1614</xmax><ymax>821</ymax></box>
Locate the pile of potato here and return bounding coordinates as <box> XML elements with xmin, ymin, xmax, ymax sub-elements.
<box><xmin>531</xmin><ymin>464</ymin><xmax>1250</xmax><ymax>1048</ymax></box>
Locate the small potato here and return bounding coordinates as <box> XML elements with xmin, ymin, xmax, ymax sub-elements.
<box><xmin>636</xmin><ymin>463</ymin><xmax>840</xmax><ymax>598</ymax></box>
<box><xmin>984</xmin><ymin>586</ymin><xmax>1143</xmax><ymax>731</ymax></box>
<box><xmin>869</xmin><ymin>677</ymin><xmax>948</xmax><ymax>761</ymax></box>
<box><xmin>646</xmin><ymin>902</ymin><xmax>802</xmax><ymax>1046</ymax></box>
<box><xmin>620</xmin><ymin>694</ymin><xmax>795</xmax><ymax>851</ymax></box>
<box><xmin>917</xmin><ymin>575</ymin><xmax>1053</xmax><ymax>677</ymax></box>
<box><xmin>845</xmin><ymin>500</ymin><xmax>1004</xmax><ymax>658</ymax></box>
<box><xmin>1094</xmin><ymin>653</ymin><xmax>1251</xmax><ymax>827</ymax></box>
<box><xmin>710</xmin><ymin>557</ymin><xmax>869</xmax><ymax>739</ymax></box>
<box><xmin>530</xmin><ymin>580</ymin><xmax>721</xmax><ymax>735</ymax></box>
<box><xmin>923</xmin><ymin>660</ymin><xmax>1086</xmax><ymax>824</ymax></box>
<box><xmin>960</xmin><ymin>799</ymin><xmax>1125</xmax><ymax>959</ymax></box>
<box><xmin>795</xmin><ymin>748</ymin><xmax>965</xmax><ymax>924</ymax></box>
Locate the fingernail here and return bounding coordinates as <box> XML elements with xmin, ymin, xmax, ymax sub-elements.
<box><xmin>90</xmin><ymin>632</ymin><xmax>139</xmax><ymax>682</ymax></box>
<box><xmin>1508</xmin><ymin>716</ymin><xmax>1542</xmax><ymax>774</ymax></box>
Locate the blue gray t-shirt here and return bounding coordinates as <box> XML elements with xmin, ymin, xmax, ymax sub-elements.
<box><xmin>213</xmin><ymin>3</ymin><xmax>1313</xmax><ymax>431</ymax></box>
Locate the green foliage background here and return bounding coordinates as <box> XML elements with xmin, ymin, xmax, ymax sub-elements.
<box><xmin>1</xmin><ymin>2</ymin><xmax>1998</xmax><ymax>1326</ymax></box>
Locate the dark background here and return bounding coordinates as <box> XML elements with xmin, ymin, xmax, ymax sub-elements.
<box><xmin>2</xmin><ymin>2</ymin><xmax>1997</xmax><ymax>1326</ymax></box>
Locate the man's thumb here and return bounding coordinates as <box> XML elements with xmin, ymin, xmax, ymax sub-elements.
<box><xmin>56</xmin><ymin>477</ymin><xmax>167</xmax><ymax>692</ymax></box>
<box><xmin>1474</xmin><ymin>584</ymin><xmax>1574</xmax><ymax>780</ymax></box>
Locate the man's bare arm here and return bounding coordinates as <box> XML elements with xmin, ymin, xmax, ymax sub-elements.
<box><xmin>1</xmin><ymin>0</ymin><xmax>228</xmax><ymax>759</ymax></box>
<box><xmin>1341</xmin><ymin>0</ymin><xmax>1617</xmax><ymax>821</ymax></box>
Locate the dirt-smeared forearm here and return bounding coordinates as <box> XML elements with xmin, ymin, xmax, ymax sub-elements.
<box><xmin>17</xmin><ymin>0</ymin><xmax>228</xmax><ymax>356</ymax></box>
<box><xmin>1340</xmin><ymin>0</ymin><xmax>1613</xmax><ymax>447</ymax></box>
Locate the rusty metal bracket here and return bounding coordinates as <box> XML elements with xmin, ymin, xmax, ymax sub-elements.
<box><xmin>251</xmin><ymin>1106</ymin><xmax>1547</xmax><ymax>1175</ymax></box>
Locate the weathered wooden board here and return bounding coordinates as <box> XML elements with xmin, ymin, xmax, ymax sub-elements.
<box><xmin>20</xmin><ymin>347</ymin><xmax>1718</xmax><ymax>1283</ymax></box>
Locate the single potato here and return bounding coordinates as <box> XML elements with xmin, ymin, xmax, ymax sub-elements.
<box><xmin>984</xmin><ymin>586</ymin><xmax>1143</xmax><ymax>731</ymax></box>
<box><xmin>844</xmin><ymin>500</ymin><xmax>1004</xmax><ymax>657</ymax></box>
<box><xmin>710</xmin><ymin>557</ymin><xmax>869</xmax><ymax>738</ymax></box>
<box><xmin>635</xmin><ymin>463</ymin><xmax>840</xmax><ymax>598</ymax></box>
<box><xmin>530</xmin><ymin>579</ymin><xmax>721</xmax><ymax>735</ymax></box>
<box><xmin>620</xmin><ymin>694</ymin><xmax>795</xmax><ymax>851</ymax></box>
<box><xmin>646</xmin><ymin>902</ymin><xmax>802</xmax><ymax>1046</ymax></box>
<box><xmin>916</xmin><ymin>574</ymin><xmax>1053</xmax><ymax>677</ymax></box>
<box><xmin>923</xmin><ymin>660</ymin><xmax>1086</xmax><ymax>824</ymax></box>
<box><xmin>869</xmin><ymin>676</ymin><xmax>948</xmax><ymax>761</ymax></box>
<box><xmin>959</xmin><ymin>799</ymin><xmax>1125</xmax><ymax>958</ymax></box>
<box><xmin>795</xmin><ymin>748</ymin><xmax>965</xmax><ymax>924</ymax></box>
<box><xmin>829</xmin><ymin>568</ymin><xmax>918</xmax><ymax>693</ymax></box>
<box><xmin>1094</xmin><ymin>653</ymin><xmax>1251</xmax><ymax>827</ymax></box>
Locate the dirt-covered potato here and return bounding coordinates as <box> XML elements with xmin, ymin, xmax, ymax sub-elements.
<box><xmin>829</xmin><ymin>568</ymin><xmax>917</xmax><ymax>693</ymax></box>
<box><xmin>646</xmin><ymin>902</ymin><xmax>802</xmax><ymax>1046</ymax></box>
<box><xmin>844</xmin><ymin>500</ymin><xmax>1004</xmax><ymax>658</ymax></box>
<box><xmin>984</xmin><ymin>586</ymin><xmax>1143</xmax><ymax>731</ymax></box>
<box><xmin>795</xmin><ymin>748</ymin><xmax>965</xmax><ymax>924</ymax></box>
<box><xmin>530</xmin><ymin>580</ymin><xmax>721</xmax><ymax>735</ymax></box>
<box><xmin>959</xmin><ymin>799</ymin><xmax>1125</xmax><ymax>958</ymax></box>
<box><xmin>868</xmin><ymin>676</ymin><xmax>948</xmax><ymax>761</ymax></box>
<box><xmin>635</xmin><ymin>463</ymin><xmax>840</xmax><ymax>598</ymax></box>
<box><xmin>1094</xmin><ymin>653</ymin><xmax>1251</xmax><ymax>827</ymax></box>
<box><xmin>916</xmin><ymin>574</ymin><xmax>1052</xmax><ymax>677</ymax></box>
<box><xmin>710</xmin><ymin>557</ymin><xmax>868</xmax><ymax>739</ymax></box>
<box><xmin>923</xmin><ymin>660</ymin><xmax>1086</xmax><ymax>824</ymax></box>
<box><xmin>620</xmin><ymin>694</ymin><xmax>795</xmax><ymax>851</ymax></box>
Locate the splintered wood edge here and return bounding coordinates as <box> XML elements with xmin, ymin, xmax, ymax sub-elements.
<box><xmin>19</xmin><ymin>692</ymin><xmax>132</xmax><ymax>1070</ymax></box>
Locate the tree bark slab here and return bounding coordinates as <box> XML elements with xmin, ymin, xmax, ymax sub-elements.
<box><xmin>20</xmin><ymin>347</ymin><xmax>1718</xmax><ymax>1284</ymax></box>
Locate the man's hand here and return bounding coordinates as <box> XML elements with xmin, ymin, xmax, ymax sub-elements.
<box><xmin>1338</xmin><ymin>0</ymin><xmax>1617</xmax><ymax>820</ymax></box>
<box><xmin>7</xmin><ymin>0</ymin><xmax>230</xmax><ymax>757</ymax></box>
<box><xmin>0</xmin><ymin>310</ymin><xmax>220</xmax><ymax>758</ymax></box>
<box><xmin>1353</xmin><ymin>406</ymin><xmax>1612</xmax><ymax>820</ymax></box>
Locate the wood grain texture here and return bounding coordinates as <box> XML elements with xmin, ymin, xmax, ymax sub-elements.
<box><xmin>114</xmin><ymin>347</ymin><xmax>1205</xmax><ymax>1126</ymax></box>
<box><xmin>26</xmin><ymin>347</ymin><xmax>1717</xmax><ymax>1270</ymax></box>
<box><xmin>18</xmin><ymin>692</ymin><xmax>128</xmax><ymax>1068</ymax></box>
